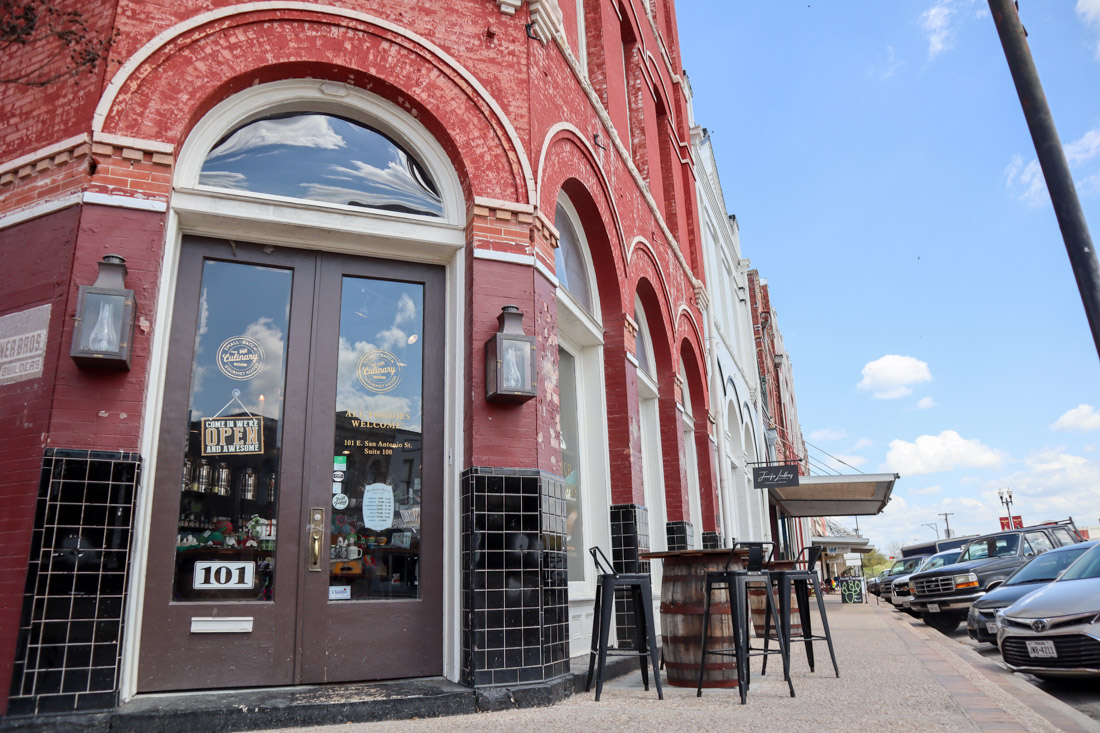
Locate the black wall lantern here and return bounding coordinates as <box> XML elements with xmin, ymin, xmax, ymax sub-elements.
<box><xmin>485</xmin><ymin>304</ymin><xmax>536</xmax><ymax>402</ymax></box>
<box><xmin>70</xmin><ymin>254</ymin><xmax>136</xmax><ymax>370</ymax></box>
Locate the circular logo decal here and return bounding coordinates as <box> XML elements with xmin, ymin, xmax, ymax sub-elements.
<box><xmin>332</xmin><ymin>493</ymin><xmax>349</xmax><ymax>510</ymax></box>
<box><xmin>216</xmin><ymin>336</ymin><xmax>265</xmax><ymax>381</ymax></box>
<box><xmin>356</xmin><ymin>350</ymin><xmax>401</xmax><ymax>393</ymax></box>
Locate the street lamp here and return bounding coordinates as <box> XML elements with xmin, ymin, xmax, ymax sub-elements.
<box><xmin>998</xmin><ymin>487</ymin><xmax>1015</xmax><ymax>528</ymax></box>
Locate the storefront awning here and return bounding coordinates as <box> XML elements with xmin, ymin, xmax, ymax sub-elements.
<box><xmin>768</xmin><ymin>473</ymin><xmax>898</xmax><ymax>518</ymax></box>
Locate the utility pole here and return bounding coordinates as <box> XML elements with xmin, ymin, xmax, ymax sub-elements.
<box><xmin>987</xmin><ymin>0</ymin><xmax>1100</xmax><ymax>359</ymax></box>
<box><xmin>922</xmin><ymin>522</ymin><xmax>939</xmax><ymax>539</ymax></box>
<box><xmin>939</xmin><ymin>512</ymin><xmax>954</xmax><ymax>539</ymax></box>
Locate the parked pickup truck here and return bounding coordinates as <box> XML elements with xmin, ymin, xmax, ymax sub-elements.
<box><xmin>907</xmin><ymin>519</ymin><xmax>1084</xmax><ymax>634</ymax></box>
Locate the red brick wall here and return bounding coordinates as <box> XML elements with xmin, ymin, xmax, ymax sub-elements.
<box><xmin>0</xmin><ymin>206</ymin><xmax>80</xmax><ymax>706</ymax></box>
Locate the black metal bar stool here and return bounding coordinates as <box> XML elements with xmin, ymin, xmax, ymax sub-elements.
<box><xmin>585</xmin><ymin>546</ymin><xmax>663</xmax><ymax>702</ymax></box>
<box><xmin>696</xmin><ymin>541</ymin><xmax>795</xmax><ymax>704</ymax></box>
<box><xmin>762</xmin><ymin>545</ymin><xmax>840</xmax><ymax>677</ymax></box>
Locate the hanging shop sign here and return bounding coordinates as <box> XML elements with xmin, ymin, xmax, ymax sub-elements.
<box><xmin>752</xmin><ymin>464</ymin><xmax>800</xmax><ymax>490</ymax></box>
<box><xmin>201</xmin><ymin>416</ymin><xmax>264</xmax><ymax>455</ymax></box>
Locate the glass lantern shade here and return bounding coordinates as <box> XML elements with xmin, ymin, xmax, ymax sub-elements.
<box><xmin>70</xmin><ymin>256</ymin><xmax>136</xmax><ymax>369</ymax></box>
<box><xmin>485</xmin><ymin>306</ymin><xmax>536</xmax><ymax>402</ymax></box>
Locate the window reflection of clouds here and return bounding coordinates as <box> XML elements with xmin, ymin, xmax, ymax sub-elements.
<box><xmin>336</xmin><ymin>282</ymin><xmax>423</xmax><ymax>433</ymax></box>
<box><xmin>189</xmin><ymin>264</ymin><xmax>291</xmax><ymax>422</ymax></box>
<box><xmin>206</xmin><ymin>115</ymin><xmax>347</xmax><ymax>159</ymax></box>
<box><xmin>239</xmin><ymin>317</ymin><xmax>285</xmax><ymax>418</ymax></box>
<box><xmin>198</xmin><ymin>114</ymin><xmax>443</xmax><ymax>217</ymax></box>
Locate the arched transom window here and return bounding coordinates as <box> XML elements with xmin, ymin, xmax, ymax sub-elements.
<box><xmin>199</xmin><ymin>113</ymin><xmax>444</xmax><ymax>217</ymax></box>
<box><xmin>554</xmin><ymin>200</ymin><xmax>593</xmax><ymax>313</ymax></box>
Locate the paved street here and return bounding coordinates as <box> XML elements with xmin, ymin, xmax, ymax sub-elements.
<box><xmin>910</xmin><ymin>605</ymin><xmax>1100</xmax><ymax>724</ymax></box>
<box><xmin>263</xmin><ymin>596</ymin><xmax>1099</xmax><ymax>733</ymax></box>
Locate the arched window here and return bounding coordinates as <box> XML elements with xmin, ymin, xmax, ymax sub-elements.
<box><xmin>554</xmin><ymin>193</ymin><xmax>609</xmax><ymax>651</ymax></box>
<box><xmin>554</xmin><ymin>199</ymin><xmax>593</xmax><ymax>313</ymax></box>
<box><xmin>680</xmin><ymin>357</ymin><xmax>702</xmax><ymax>549</ymax></box>
<box><xmin>199</xmin><ymin>113</ymin><xmax>444</xmax><ymax>217</ymax></box>
<box><xmin>634</xmin><ymin>296</ymin><xmax>666</xmax><ymax>563</ymax></box>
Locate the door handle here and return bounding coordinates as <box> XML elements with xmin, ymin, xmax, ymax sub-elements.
<box><xmin>307</xmin><ymin>507</ymin><xmax>324</xmax><ymax>572</ymax></box>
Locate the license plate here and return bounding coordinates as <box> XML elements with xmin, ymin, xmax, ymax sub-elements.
<box><xmin>928</xmin><ymin>603</ymin><xmax>940</xmax><ymax>613</ymax></box>
<box><xmin>902</xmin><ymin>601</ymin><xmax>910</xmax><ymax>608</ymax></box>
<box><xmin>1026</xmin><ymin>640</ymin><xmax>1057</xmax><ymax>658</ymax></box>
<box><xmin>985</xmin><ymin>622</ymin><xmax>998</xmax><ymax>634</ymax></box>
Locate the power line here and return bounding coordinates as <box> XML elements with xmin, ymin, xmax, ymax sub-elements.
<box><xmin>802</xmin><ymin>437</ymin><xmax>867</xmax><ymax>475</ymax></box>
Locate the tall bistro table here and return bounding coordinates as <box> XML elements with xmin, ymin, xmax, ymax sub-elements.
<box><xmin>640</xmin><ymin>548</ymin><xmax>796</xmax><ymax>688</ymax></box>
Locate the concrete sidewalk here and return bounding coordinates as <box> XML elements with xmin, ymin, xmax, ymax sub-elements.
<box><xmin>270</xmin><ymin>596</ymin><xmax>1099</xmax><ymax>733</ymax></box>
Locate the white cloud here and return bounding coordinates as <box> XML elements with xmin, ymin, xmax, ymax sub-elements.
<box><xmin>911</xmin><ymin>485</ymin><xmax>943</xmax><ymax>495</ymax></box>
<box><xmin>1078</xmin><ymin>0</ymin><xmax>1100</xmax><ymax>59</ymax></box>
<box><xmin>922</xmin><ymin>1</ymin><xmax>956</xmax><ymax>58</ymax></box>
<box><xmin>821</xmin><ymin>454</ymin><xmax>868</xmax><ymax>472</ymax></box>
<box><xmin>809</xmin><ymin>428</ymin><xmax>848</xmax><ymax>441</ymax></box>
<box><xmin>1006</xmin><ymin>126</ymin><xmax>1100</xmax><ymax>206</ymax></box>
<box><xmin>917</xmin><ymin>396</ymin><xmax>936</xmax><ymax>409</ymax></box>
<box><xmin>881</xmin><ymin>430</ymin><xmax>1005</xmax><ymax>475</ymax></box>
<box><xmin>870</xmin><ymin>45</ymin><xmax>902</xmax><ymax>80</ymax></box>
<box><xmin>858</xmin><ymin>354</ymin><xmax>932</xmax><ymax>399</ymax></box>
<box><xmin>989</xmin><ymin>449</ymin><xmax>1100</xmax><ymax>526</ymax></box>
<box><xmin>851</xmin><ymin>438</ymin><xmax>873</xmax><ymax>450</ymax></box>
<box><xmin>1052</xmin><ymin>404</ymin><xmax>1100</xmax><ymax>431</ymax></box>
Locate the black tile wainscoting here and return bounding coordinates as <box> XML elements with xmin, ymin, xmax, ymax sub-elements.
<box><xmin>608</xmin><ymin>504</ymin><xmax>650</xmax><ymax>650</ymax></box>
<box><xmin>665</xmin><ymin>521</ymin><xmax>694</xmax><ymax>552</ymax></box>
<box><xmin>460</xmin><ymin>467</ymin><xmax>570</xmax><ymax>687</ymax></box>
<box><xmin>7</xmin><ymin>449</ymin><xmax>141</xmax><ymax>717</ymax></box>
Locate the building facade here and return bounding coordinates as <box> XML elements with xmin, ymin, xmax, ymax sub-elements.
<box><xmin>689</xmin><ymin>125</ymin><xmax>770</xmax><ymax>549</ymax></box>
<box><xmin>0</xmin><ymin>0</ymin><xmax>724</xmax><ymax>717</ymax></box>
<box><xmin>746</xmin><ymin>269</ymin><xmax>815</xmax><ymax>558</ymax></box>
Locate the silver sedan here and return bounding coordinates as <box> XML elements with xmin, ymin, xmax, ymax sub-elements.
<box><xmin>996</xmin><ymin>543</ymin><xmax>1100</xmax><ymax>678</ymax></box>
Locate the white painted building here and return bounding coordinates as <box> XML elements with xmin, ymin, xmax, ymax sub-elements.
<box><xmin>688</xmin><ymin>121</ymin><xmax>771</xmax><ymax>546</ymax></box>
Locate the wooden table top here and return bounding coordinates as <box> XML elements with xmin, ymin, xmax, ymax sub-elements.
<box><xmin>640</xmin><ymin>548</ymin><xmax>748</xmax><ymax>559</ymax></box>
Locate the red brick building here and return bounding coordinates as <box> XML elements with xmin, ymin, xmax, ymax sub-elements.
<box><xmin>0</xmin><ymin>0</ymin><xmax>720</xmax><ymax>718</ymax></box>
<box><xmin>747</xmin><ymin>269</ymin><xmax>809</xmax><ymax>556</ymax></box>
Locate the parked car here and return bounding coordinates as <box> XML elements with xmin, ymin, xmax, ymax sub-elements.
<box><xmin>997</xmin><ymin>543</ymin><xmax>1100</xmax><ymax>678</ymax></box>
<box><xmin>967</xmin><ymin>540</ymin><xmax>1098</xmax><ymax>644</ymax></box>
<box><xmin>878</xmin><ymin>555</ymin><xmax>929</xmax><ymax>606</ymax></box>
<box><xmin>908</xmin><ymin>519</ymin><xmax>1083</xmax><ymax>634</ymax></box>
<box><xmin>891</xmin><ymin>549</ymin><xmax>963</xmax><ymax>616</ymax></box>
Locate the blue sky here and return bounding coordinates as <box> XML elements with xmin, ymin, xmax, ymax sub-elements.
<box><xmin>678</xmin><ymin>0</ymin><xmax>1100</xmax><ymax>552</ymax></box>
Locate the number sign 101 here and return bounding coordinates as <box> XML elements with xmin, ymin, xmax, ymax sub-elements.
<box><xmin>193</xmin><ymin>561</ymin><xmax>256</xmax><ymax>590</ymax></box>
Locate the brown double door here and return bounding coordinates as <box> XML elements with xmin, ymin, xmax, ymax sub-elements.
<box><xmin>139</xmin><ymin>237</ymin><xmax>444</xmax><ymax>691</ymax></box>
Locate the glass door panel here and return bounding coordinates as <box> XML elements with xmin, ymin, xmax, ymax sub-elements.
<box><xmin>173</xmin><ymin>261</ymin><xmax>292</xmax><ymax>601</ymax></box>
<box><xmin>558</xmin><ymin>347</ymin><xmax>585</xmax><ymax>583</ymax></box>
<box><xmin>328</xmin><ymin>277</ymin><xmax>424</xmax><ymax>602</ymax></box>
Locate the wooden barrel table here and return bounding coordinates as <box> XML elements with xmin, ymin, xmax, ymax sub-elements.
<box><xmin>657</xmin><ymin>553</ymin><xmax>741</xmax><ymax>688</ymax></box>
<box><xmin>642</xmin><ymin>549</ymin><xmax>798</xmax><ymax>688</ymax></box>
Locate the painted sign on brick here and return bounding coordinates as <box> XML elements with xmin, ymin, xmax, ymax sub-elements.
<box><xmin>0</xmin><ymin>304</ymin><xmax>50</xmax><ymax>386</ymax></box>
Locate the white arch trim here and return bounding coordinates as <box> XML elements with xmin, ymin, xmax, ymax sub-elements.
<box><xmin>627</xmin><ymin>235</ymin><xmax>675</xmax><ymax>337</ymax></box>
<box><xmin>536</xmin><ymin>122</ymin><xmax>626</xmax><ymax>255</ymax></box>
<box><xmin>92</xmin><ymin>1</ymin><xmax>535</xmax><ymax>204</ymax></box>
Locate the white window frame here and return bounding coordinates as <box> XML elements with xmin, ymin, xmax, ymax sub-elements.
<box><xmin>634</xmin><ymin>297</ymin><xmax>665</xmax><ymax>610</ymax></box>
<box><xmin>555</xmin><ymin>194</ymin><xmax>610</xmax><ymax>652</ymax></box>
<box><xmin>679</xmin><ymin>359</ymin><xmax>703</xmax><ymax>549</ymax></box>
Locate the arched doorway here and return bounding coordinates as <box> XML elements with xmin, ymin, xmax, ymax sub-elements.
<box><xmin>136</xmin><ymin>81</ymin><xmax>463</xmax><ymax>692</ymax></box>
